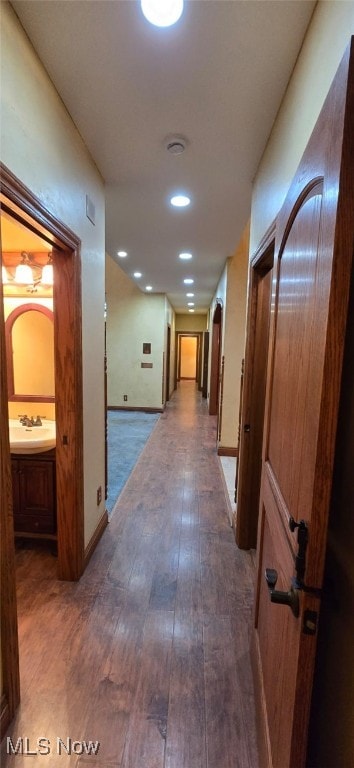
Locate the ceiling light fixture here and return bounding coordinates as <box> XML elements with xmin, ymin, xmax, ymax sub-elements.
<box><xmin>183</xmin><ymin>278</ymin><xmax>194</xmax><ymax>285</ymax></box>
<box><xmin>188</xmin><ymin>309</ymin><xmax>195</xmax><ymax>313</ymax></box>
<box><xmin>117</xmin><ymin>250</ymin><xmax>128</xmax><ymax>258</ymax></box>
<box><xmin>186</xmin><ymin>292</ymin><xmax>194</xmax><ymax>297</ymax></box>
<box><xmin>133</xmin><ymin>271</ymin><xmax>142</xmax><ymax>278</ymax></box>
<box><xmin>141</xmin><ymin>0</ymin><xmax>184</xmax><ymax>28</ymax></box>
<box><xmin>179</xmin><ymin>252</ymin><xmax>192</xmax><ymax>260</ymax></box>
<box><xmin>170</xmin><ymin>194</ymin><xmax>190</xmax><ymax>208</ymax></box>
<box><xmin>145</xmin><ymin>285</ymin><xmax>153</xmax><ymax>291</ymax></box>
<box><xmin>187</xmin><ymin>302</ymin><xmax>195</xmax><ymax>307</ymax></box>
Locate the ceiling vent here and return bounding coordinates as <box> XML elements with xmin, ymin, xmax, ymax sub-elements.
<box><xmin>165</xmin><ymin>135</ymin><xmax>188</xmax><ymax>155</ymax></box>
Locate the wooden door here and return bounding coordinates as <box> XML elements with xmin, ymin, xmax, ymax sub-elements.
<box><xmin>202</xmin><ymin>331</ymin><xmax>209</xmax><ymax>398</ymax></box>
<box><xmin>254</xmin><ymin>40</ymin><xmax>354</xmax><ymax>768</ymax></box>
<box><xmin>165</xmin><ymin>324</ymin><xmax>171</xmax><ymax>401</ymax></box>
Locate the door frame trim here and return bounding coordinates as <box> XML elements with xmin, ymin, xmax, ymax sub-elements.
<box><xmin>176</xmin><ymin>332</ymin><xmax>202</xmax><ymax>384</ymax></box>
<box><xmin>1</xmin><ymin>240</ymin><xmax>20</xmax><ymax>737</ymax></box>
<box><xmin>235</xmin><ymin>222</ymin><xmax>275</xmax><ymax>547</ymax></box>
<box><xmin>1</xmin><ymin>163</ymin><xmax>84</xmax><ymax>581</ymax></box>
<box><xmin>209</xmin><ymin>301</ymin><xmax>223</xmax><ymax>415</ymax></box>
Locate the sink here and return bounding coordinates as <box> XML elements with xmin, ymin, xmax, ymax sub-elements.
<box><xmin>9</xmin><ymin>419</ymin><xmax>56</xmax><ymax>454</ymax></box>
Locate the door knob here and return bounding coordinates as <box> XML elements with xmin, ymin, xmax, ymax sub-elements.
<box><xmin>265</xmin><ymin>568</ymin><xmax>300</xmax><ymax>618</ymax></box>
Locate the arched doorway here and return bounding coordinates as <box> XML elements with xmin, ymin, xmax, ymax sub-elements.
<box><xmin>209</xmin><ymin>300</ymin><xmax>223</xmax><ymax>416</ymax></box>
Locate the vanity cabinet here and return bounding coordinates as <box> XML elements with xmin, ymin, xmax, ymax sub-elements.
<box><xmin>11</xmin><ymin>450</ymin><xmax>56</xmax><ymax>537</ymax></box>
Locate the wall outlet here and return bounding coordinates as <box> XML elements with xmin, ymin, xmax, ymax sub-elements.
<box><xmin>96</xmin><ymin>486</ymin><xmax>102</xmax><ymax>506</ymax></box>
<box><xmin>123</xmin><ymin>395</ymin><xmax>128</xmax><ymax>401</ymax></box>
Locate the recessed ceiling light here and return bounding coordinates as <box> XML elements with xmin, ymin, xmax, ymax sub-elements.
<box><xmin>170</xmin><ymin>194</ymin><xmax>190</xmax><ymax>208</ymax></box>
<box><xmin>117</xmin><ymin>250</ymin><xmax>128</xmax><ymax>258</ymax></box>
<box><xmin>133</xmin><ymin>271</ymin><xmax>142</xmax><ymax>278</ymax></box>
<box><xmin>145</xmin><ymin>285</ymin><xmax>153</xmax><ymax>291</ymax></box>
<box><xmin>187</xmin><ymin>302</ymin><xmax>195</xmax><ymax>307</ymax></box>
<box><xmin>141</xmin><ymin>0</ymin><xmax>184</xmax><ymax>27</ymax></box>
<box><xmin>179</xmin><ymin>252</ymin><xmax>192</xmax><ymax>260</ymax></box>
<box><xmin>183</xmin><ymin>278</ymin><xmax>194</xmax><ymax>284</ymax></box>
<box><xmin>186</xmin><ymin>292</ymin><xmax>194</xmax><ymax>297</ymax></box>
<box><xmin>188</xmin><ymin>309</ymin><xmax>195</xmax><ymax>313</ymax></box>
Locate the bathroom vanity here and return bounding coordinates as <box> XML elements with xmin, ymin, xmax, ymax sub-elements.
<box><xmin>11</xmin><ymin>449</ymin><xmax>56</xmax><ymax>537</ymax></box>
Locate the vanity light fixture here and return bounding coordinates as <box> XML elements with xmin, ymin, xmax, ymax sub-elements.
<box><xmin>15</xmin><ymin>253</ymin><xmax>33</xmax><ymax>284</ymax></box>
<box><xmin>179</xmin><ymin>252</ymin><xmax>192</xmax><ymax>260</ymax></box>
<box><xmin>6</xmin><ymin>251</ymin><xmax>54</xmax><ymax>288</ymax></box>
<box><xmin>41</xmin><ymin>254</ymin><xmax>54</xmax><ymax>285</ymax></box>
<box><xmin>183</xmin><ymin>278</ymin><xmax>194</xmax><ymax>285</ymax></box>
<box><xmin>141</xmin><ymin>0</ymin><xmax>184</xmax><ymax>28</ymax></box>
<box><xmin>170</xmin><ymin>194</ymin><xmax>190</xmax><ymax>208</ymax></box>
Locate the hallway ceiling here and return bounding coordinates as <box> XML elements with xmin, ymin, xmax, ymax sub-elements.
<box><xmin>11</xmin><ymin>0</ymin><xmax>316</xmax><ymax>313</ymax></box>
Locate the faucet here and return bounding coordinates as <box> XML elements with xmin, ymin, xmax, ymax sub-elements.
<box><xmin>19</xmin><ymin>415</ymin><xmax>33</xmax><ymax>427</ymax></box>
<box><xmin>19</xmin><ymin>415</ymin><xmax>42</xmax><ymax>427</ymax></box>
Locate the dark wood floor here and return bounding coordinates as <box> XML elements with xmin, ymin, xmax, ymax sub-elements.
<box><xmin>2</xmin><ymin>382</ymin><xmax>259</xmax><ymax>768</ymax></box>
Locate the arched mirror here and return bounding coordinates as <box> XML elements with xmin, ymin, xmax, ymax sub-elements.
<box><xmin>5</xmin><ymin>303</ymin><xmax>54</xmax><ymax>402</ymax></box>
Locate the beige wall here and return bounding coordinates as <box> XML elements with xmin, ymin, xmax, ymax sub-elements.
<box><xmin>175</xmin><ymin>314</ymin><xmax>207</xmax><ymax>332</ymax></box>
<box><xmin>1</xmin><ymin>2</ymin><xmax>106</xmax><ymax>546</ymax></box>
<box><xmin>208</xmin><ymin>225</ymin><xmax>249</xmax><ymax>449</ymax></box>
<box><xmin>251</xmin><ymin>1</ymin><xmax>354</xmax><ymax>252</ymax></box>
<box><xmin>106</xmin><ymin>255</ymin><xmax>167</xmax><ymax>409</ymax></box>
<box><xmin>221</xmin><ymin>225</ymin><xmax>249</xmax><ymax>449</ymax></box>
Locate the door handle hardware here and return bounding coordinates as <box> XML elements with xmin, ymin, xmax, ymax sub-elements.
<box><xmin>289</xmin><ymin>516</ymin><xmax>308</xmax><ymax>587</ymax></box>
<box><xmin>244</xmin><ymin>424</ymin><xmax>251</xmax><ymax>433</ymax></box>
<box><xmin>265</xmin><ymin>568</ymin><xmax>300</xmax><ymax>618</ymax></box>
<box><xmin>288</xmin><ymin>518</ymin><xmax>321</xmax><ymax>597</ymax></box>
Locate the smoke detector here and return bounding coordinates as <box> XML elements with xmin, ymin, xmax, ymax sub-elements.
<box><xmin>165</xmin><ymin>135</ymin><xmax>188</xmax><ymax>155</ymax></box>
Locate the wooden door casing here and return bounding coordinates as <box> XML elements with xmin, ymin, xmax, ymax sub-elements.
<box><xmin>254</xmin><ymin>39</ymin><xmax>354</xmax><ymax>768</ymax></box>
<box><xmin>202</xmin><ymin>330</ymin><xmax>209</xmax><ymax>398</ymax></box>
<box><xmin>235</xmin><ymin>231</ymin><xmax>274</xmax><ymax>549</ymax></box>
<box><xmin>0</xmin><ymin>252</ymin><xmax>20</xmax><ymax>737</ymax></box>
<box><xmin>209</xmin><ymin>302</ymin><xmax>222</xmax><ymax>416</ymax></box>
<box><xmin>1</xmin><ymin>164</ymin><xmax>85</xmax><ymax>581</ymax></box>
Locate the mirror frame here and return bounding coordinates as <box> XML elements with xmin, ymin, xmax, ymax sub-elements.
<box><xmin>5</xmin><ymin>302</ymin><xmax>55</xmax><ymax>402</ymax></box>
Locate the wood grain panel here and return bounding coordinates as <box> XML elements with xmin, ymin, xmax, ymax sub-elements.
<box><xmin>0</xmin><ymin>249</ymin><xmax>20</xmax><ymax>736</ymax></box>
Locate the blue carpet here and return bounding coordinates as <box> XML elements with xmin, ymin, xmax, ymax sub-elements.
<box><xmin>106</xmin><ymin>410</ymin><xmax>160</xmax><ymax>515</ymax></box>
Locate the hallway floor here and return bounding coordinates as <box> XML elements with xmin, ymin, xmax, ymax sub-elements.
<box><xmin>3</xmin><ymin>382</ymin><xmax>259</xmax><ymax>768</ymax></box>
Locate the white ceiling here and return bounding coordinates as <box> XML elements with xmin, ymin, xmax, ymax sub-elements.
<box><xmin>11</xmin><ymin>0</ymin><xmax>316</xmax><ymax>313</ymax></box>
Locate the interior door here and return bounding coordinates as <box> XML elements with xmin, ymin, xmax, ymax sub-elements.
<box><xmin>202</xmin><ymin>331</ymin><xmax>209</xmax><ymax>398</ymax></box>
<box><xmin>254</xmin><ymin>40</ymin><xmax>354</xmax><ymax>768</ymax></box>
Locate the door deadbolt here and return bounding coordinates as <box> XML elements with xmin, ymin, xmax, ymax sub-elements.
<box><xmin>265</xmin><ymin>568</ymin><xmax>300</xmax><ymax>618</ymax></box>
